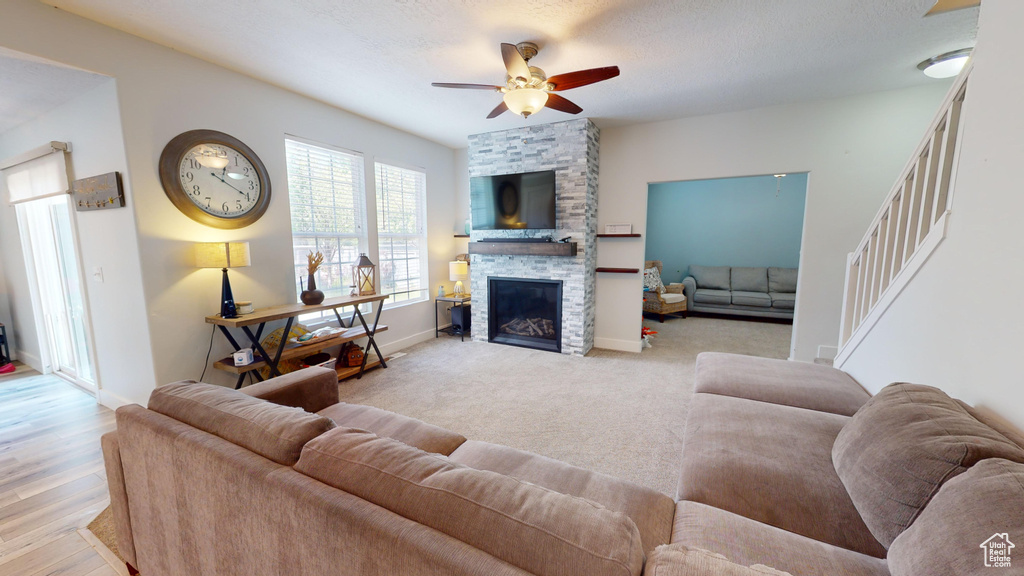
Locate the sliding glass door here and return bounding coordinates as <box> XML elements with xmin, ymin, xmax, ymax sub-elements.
<box><xmin>17</xmin><ymin>194</ymin><xmax>95</xmax><ymax>387</ymax></box>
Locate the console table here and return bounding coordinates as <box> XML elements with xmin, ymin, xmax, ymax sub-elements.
<box><xmin>206</xmin><ymin>294</ymin><xmax>388</xmax><ymax>388</ymax></box>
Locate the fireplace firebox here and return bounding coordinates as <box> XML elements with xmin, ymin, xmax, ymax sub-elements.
<box><xmin>488</xmin><ymin>277</ymin><xmax>562</xmax><ymax>353</ymax></box>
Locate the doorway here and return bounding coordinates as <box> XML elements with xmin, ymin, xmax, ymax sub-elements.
<box><xmin>642</xmin><ymin>173</ymin><xmax>809</xmax><ymax>359</ymax></box>
<box><xmin>16</xmin><ymin>194</ymin><xmax>95</xmax><ymax>389</ymax></box>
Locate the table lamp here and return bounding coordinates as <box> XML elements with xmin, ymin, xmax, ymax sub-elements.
<box><xmin>449</xmin><ymin>261</ymin><xmax>469</xmax><ymax>296</ymax></box>
<box><xmin>196</xmin><ymin>242</ymin><xmax>251</xmax><ymax>318</ymax></box>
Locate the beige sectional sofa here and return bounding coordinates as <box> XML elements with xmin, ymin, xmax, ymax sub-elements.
<box><xmin>102</xmin><ymin>358</ymin><xmax>1024</xmax><ymax>576</ymax></box>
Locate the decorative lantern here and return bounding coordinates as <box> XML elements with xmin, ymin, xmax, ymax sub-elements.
<box><xmin>353</xmin><ymin>253</ymin><xmax>376</xmax><ymax>296</ymax></box>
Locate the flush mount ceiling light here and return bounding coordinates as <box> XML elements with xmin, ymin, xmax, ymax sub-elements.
<box><xmin>918</xmin><ymin>48</ymin><xmax>972</xmax><ymax>79</ymax></box>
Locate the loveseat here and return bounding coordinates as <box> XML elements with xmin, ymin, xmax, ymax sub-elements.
<box><xmin>681</xmin><ymin>265</ymin><xmax>796</xmax><ymax>320</ymax></box>
<box><xmin>102</xmin><ymin>360</ymin><xmax>1024</xmax><ymax>575</ymax></box>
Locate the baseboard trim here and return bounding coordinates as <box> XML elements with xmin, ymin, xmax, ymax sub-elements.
<box><xmin>594</xmin><ymin>337</ymin><xmax>642</xmax><ymax>353</ymax></box>
<box><xmin>378</xmin><ymin>328</ymin><xmax>441</xmax><ymax>357</ymax></box>
<box><xmin>97</xmin><ymin>389</ymin><xmax>135</xmax><ymax>410</ymax></box>
<box><xmin>15</xmin><ymin>349</ymin><xmax>43</xmax><ymax>373</ymax></box>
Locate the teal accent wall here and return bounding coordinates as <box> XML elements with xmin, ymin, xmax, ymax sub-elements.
<box><xmin>645</xmin><ymin>173</ymin><xmax>807</xmax><ymax>284</ymax></box>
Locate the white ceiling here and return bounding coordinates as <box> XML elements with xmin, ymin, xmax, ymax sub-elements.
<box><xmin>0</xmin><ymin>47</ymin><xmax>110</xmax><ymax>135</ymax></box>
<box><xmin>41</xmin><ymin>0</ymin><xmax>977</xmax><ymax>148</ymax></box>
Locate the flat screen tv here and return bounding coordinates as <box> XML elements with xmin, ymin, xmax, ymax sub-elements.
<box><xmin>470</xmin><ymin>170</ymin><xmax>556</xmax><ymax>230</ymax></box>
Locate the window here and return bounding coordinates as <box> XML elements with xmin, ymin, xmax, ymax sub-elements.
<box><xmin>285</xmin><ymin>138</ymin><xmax>367</xmax><ymax>308</ymax></box>
<box><xmin>374</xmin><ymin>162</ymin><xmax>428</xmax><ymax>307</ymax></box>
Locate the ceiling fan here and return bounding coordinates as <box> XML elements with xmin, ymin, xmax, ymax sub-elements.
<box><xmin>432</xmin><ymin>42</ymin><xmax>620</xmax><ymax>119</ymax></box>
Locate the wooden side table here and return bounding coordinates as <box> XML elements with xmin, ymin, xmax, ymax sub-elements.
<box><xmin>435</xmin><ymin>294</ymin><xmax>471</xmax><ymax>341</ymax></box>
<box><xmin>0</xmin><ymin>323</ymin><xmax>9</xmax><ymax>366</ymax></box>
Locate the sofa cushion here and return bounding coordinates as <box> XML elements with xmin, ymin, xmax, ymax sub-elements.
<box><xmin>731</xmin><ymin>267</ymin><xmax>768</xmax><ymax>293</ymax></box>
<box><xmin>689</xmin><ymin>265</ymin><xmax>730</xmax><ymax>290</ymax></box>
<box><xmin>317</xmin><ymin>402</ymin><xmax>466</xmax><ymax>455</ymax></box>
<box><xmin>660</xmin><ymin>292</ymin><xmax>686</xmax><ymax>304</ymax></box>
<box><xmin>731</xmin><ymin>291</ymin><xmax>771</xmax><ymax>307</ymax></box>
<box><xmin>296</xmin><ymin>427</ymin><xmax>644</xmax><ymax>576</ymax></box>
<box><xmin>677</xmin><ymin>394</ymin><xmax>885</xmax><ymax>558</ymax></box>
<box><xmin>768</xmin><ymin>267</ymin><xmax>798</xmax><ymax>293</ymax></box>
<box><xmin>148</xmin><ymin>381</ymin><xmax>335</xmax><ymax>465</ymax></box>
<box><xmin>646</xmin><ymin>544</ymin><xmax>793</xmax><ymax>576</ymax></box>
<box><xmin>694</xmin><ymin>352</ymin><xmax>870</xmax><ymax>416</ymax></box>
<box><xmin>888</xmin><ymin>458</ymin><xmax>1024</xmax><ymax>576</ymax></box>
<box><xmin>671</xmin><ymin>502</ymin><xmax>889</xmax><ymax>576</ymax></box>
<box><xmin>448</xmin><ymin>440</ymin><xmax>675</xmax><ymax>556</ymax></box>
<box><xmin>693</xmin><ymin>289</ymin><xmax>731</xmax><ymax>305</ymax></box>
<box><xmin>832</xmin><ymin>383</ymin><xmax>1024</xmax><ymax>548</ymax></box>
<box><xmin>769</xmin><ymin>292</ymin><xmax>795</xmax><ymax>310</ymax></box>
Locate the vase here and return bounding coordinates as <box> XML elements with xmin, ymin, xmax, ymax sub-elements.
<box><xmin>300</xmin><ymin>273</ymin><xmax>325</xmax><ymax>305</ymax></box>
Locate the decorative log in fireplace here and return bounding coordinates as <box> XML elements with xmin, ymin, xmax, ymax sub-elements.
<box><xmin>500</xmin><ymin>317</ymin><xmax>556</xmax><ymax>338</ymax></box>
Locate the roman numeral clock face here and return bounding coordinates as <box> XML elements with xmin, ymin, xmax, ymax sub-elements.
<box><xmin>159</xmin><ymin>130</ymin><xmax>272</xmax><ymax>229</ymax></box>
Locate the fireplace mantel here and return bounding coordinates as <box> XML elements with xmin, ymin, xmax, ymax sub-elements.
<box><xmin>468</xmin><ymin>242</ymin><xmax>577</xmax><ymax>257</ymax></box>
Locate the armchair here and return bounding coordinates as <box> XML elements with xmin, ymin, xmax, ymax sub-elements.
<box><xmin>642</xmin><ymin>260</ymin><xmax>688</xmax><ymax>322</ymax></box>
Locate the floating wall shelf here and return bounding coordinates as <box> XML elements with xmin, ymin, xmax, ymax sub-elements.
<box><xmin>454</xmin><ymin>234</ymin><xmax>470</xmax><ymax>238</ymax></box>
<box><xmin>596</xmin><ymin>233</ymin><xmax>642</xmax><ymax>238</ymax></box>
<box><xmin>596</xmin><ymin>268</ymin><xmax>639</xmax><ymax>274</ymax></box>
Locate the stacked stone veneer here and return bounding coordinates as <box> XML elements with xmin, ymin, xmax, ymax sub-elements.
<box><xmin>468</xmin><ymin>118</ymin><xmax>599</xmax><ymax>355</ymax></box>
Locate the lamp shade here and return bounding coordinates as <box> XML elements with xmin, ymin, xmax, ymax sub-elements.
<box><xmin>195</xmin><ymin>242</ymin><xmax>251</xmax><ymax>268</ymax></box>
<box><xmin>503</xmin><ymin>88</ymin><xmax>548</xmax><ymax>117</ymax></box>
<box><xmin>449</xmin><ymin>261</ymin><xmax>469</xmax><ymax>282</ymax></box>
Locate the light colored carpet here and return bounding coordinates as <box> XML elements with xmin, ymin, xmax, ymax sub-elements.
<box><xmin>340</xmin><ymin>316</ymin><xmax>792</xmax><ymax>496</ymax></box>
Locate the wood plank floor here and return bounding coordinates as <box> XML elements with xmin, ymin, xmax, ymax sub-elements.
<box><xmin>0</xmin><ymin>369</ymin><xmax>126</xmax><ymax>576</ymax></box>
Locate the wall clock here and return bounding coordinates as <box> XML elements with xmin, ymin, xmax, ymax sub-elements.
<box><xmin>159</xmin><ymin>129</ymin><xmax>271</xmax><ymax>229</ymax></box>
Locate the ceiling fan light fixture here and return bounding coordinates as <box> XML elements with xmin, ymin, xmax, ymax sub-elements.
<box><xmin>918</xmin><ymin>48</ymin><xmax>972</xmax><ymax>79</ymax></box>
<box><xmin>503</xmin><ymin>88</ymin><xmax>548</xmax><ymax>117</ymax></box>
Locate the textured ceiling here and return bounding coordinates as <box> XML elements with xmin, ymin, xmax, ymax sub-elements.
<box><xmin>0</xmin><ymin>48</ymin><xmax>110</xmax><ymax>135</ymax></box>
<box><xmin>41</xmin><ymin>0</ymin><xmax>977</xmax><ymax>148</ymax></box>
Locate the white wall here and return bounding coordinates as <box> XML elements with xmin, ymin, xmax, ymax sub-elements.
<box><xmin>595</xmin><ymin>83</ymin><xmax>951</xmax><ymax>357</ymax></box>
<box><xmin>0</xmin><ymin>0</ymin><xmax>458</xmax><ymax>403</ymax></box>
<box><xmin>0</xmin><ymin>80</ymin><xmax>155</xmax><ymax>408</ymax></box>
<box><xmin>839</xmin><ymin>0</ymin><xmax>1024</xmax><ymax>429</ymax></box>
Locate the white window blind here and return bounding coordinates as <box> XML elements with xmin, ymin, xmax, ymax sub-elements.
<box><xmin>1</xmin><ymin>143</ymin><xmax>71</xmax><ymax>205</ymax></box>
<box><xmin>375</xmin><ymin>162</ymin><xmax>428</xmax><ymax>307</ymax></box>
<box><xmin>285</xmin><ymin>138</ymin><xmax>367</xmax><ymax>304</ymax></box>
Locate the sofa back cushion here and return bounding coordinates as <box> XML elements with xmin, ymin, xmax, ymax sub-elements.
<box><xmin>689</xmin><ymin>265</ymin><xmax>730</xmax><ymax>291</ymax></box>
<box><xmin>149</xmin><ymin>381</ymin><xmax>335</xmax><ymax>465</ymax></box>
<box><xmin>730</xmin><ymin>268</ymin><xmax>768</xmax><ymax>293</ymax></box>
<box><xmin>832</xmin><ymin>383</ymin><xmax>1024</xmax><ymax>548</ymax></box>
<box><xmin>296</xmin><ymin>427</ymin><xmax>644</xmax><ymax>576</ymax></box>
<box><xmin>887</xmin><ymin>458</ymin><xmax>1024</xmax><ymax>576</ymax></box>
<box><xmin>768</xmin><ymin>268</ymin><xmax>798</xmax><ymax>293</ymax></box>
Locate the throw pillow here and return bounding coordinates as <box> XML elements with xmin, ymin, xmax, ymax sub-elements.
<box><xmin>644</xmin><ymin>266</ymin><xmax>666</xmax><ymax>293</ymax></box>
<box><xmin>888</xmin><ymin>458</ymin><xmax>1024</xmax><ymax>576</ymax></box>
<box><xmin>832</xmin><ymin>383</ymin><xmax>1024</xmax><ymax>548</ymax></box>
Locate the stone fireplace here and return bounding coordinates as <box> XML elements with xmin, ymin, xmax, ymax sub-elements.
<box><xmin>467</xmin><ymin>118</ymin><xmax>599</xmax><ymax>355</ymax></box>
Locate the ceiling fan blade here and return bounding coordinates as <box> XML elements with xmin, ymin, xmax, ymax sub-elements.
<box><xmin>546</xmin><ymin>66</ymin><xmax>620</xmax><ymax>91</ymax></box>
<box><xmin>487</xmin><ymin>101</ymin><xmax>509</xmax><ymax>119</ymax></box>
<box><xmin>501</xmin><ymin>43</ymin><xmax>532</xmax><ymax>82</ymax></box>
<box><xmin>925</xmin><ymin>0</ymin><xmax>980</xmax><ymax>15</ymax></box>
<box><xmin>431</xmin><ymin>82</ymin><xmax>503</xmax><ymax>90</ymax></box>
<box><xmin>544</xmin><ymin>93</ymin><xmax>583</xmax><ymax>115</ymax></box>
